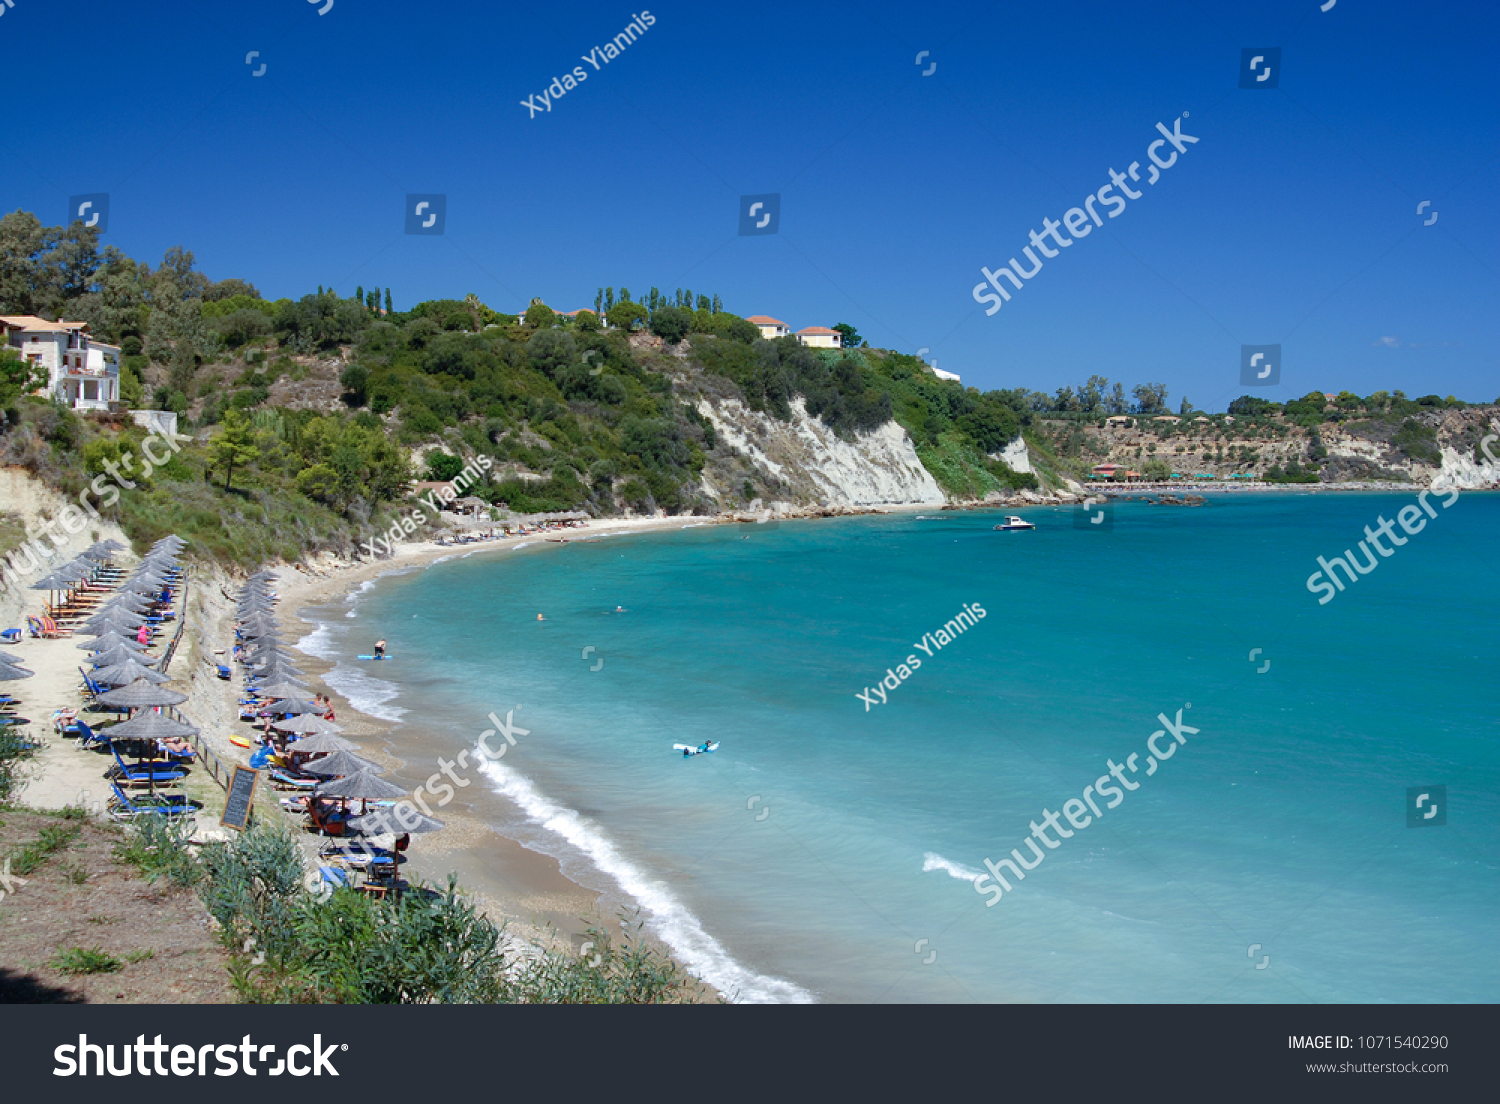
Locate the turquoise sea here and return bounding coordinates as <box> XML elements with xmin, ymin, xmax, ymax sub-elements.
<box><xmin>297</xmin><ymin>493</ymin><xmax>1500</xmax><ymax>1002</ymax></box>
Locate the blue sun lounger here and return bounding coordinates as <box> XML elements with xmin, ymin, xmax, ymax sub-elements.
<box><xmin>108</xmin><ymin>781</ymin><xmax>195</xmax><ymax>821</ymax></box>
<box><xmin>105</xmin><ymin>742</ymin><xmax>189</xmax><ymax>787</ymax></box>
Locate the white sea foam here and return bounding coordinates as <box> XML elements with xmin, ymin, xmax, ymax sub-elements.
<box><xmin>922</xmin><ymin>851</ymin><xmax>982</xmax><ymax>883</ymax></box>
<box><xmin>474</xmin><ymin>755</ymin><xmax>815</xmax><ymax>1004</ymax></box>
<box><xmin>322</xmin><ymin>664</ymin><xmax>407</xmax><ymax>722</ymax></box>
<box><xmin>296</xmin><ymin>620</ymin><xmax>406</xmax><ymax>722</ymax></box>
<box><xmin>295</xmin><ymin>622</ymin><xmax>339</xmax><ymax>660</ymax></box>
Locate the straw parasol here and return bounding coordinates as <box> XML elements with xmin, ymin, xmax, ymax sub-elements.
<box><xmin>268</xmin><ymin>697</ymin><xmax>323</xmax><ymax>716</ymax></box>
<box><xmin>76</xmin><ymin>632</ymin><xmax>148</xmax><ymax>652</ymax></box>
<box><xmin>301</xmin><ymin>750</ymin><xmax>383</xmax><ymax>777</ymax></box>
<box><xmin>284</xmin><ymin>731</ymin><xmax>357</xmax><ymax>755</ymax></box>
<box><xmin>249</xmin><ymin>679</ymin><xmax>309</xmax><ymax>700</ymax></box>
<box><xmin>273</xmin><ymin>713</ymin><xmax>340</xmax><ymax>735</ymax></box>
<box><xmin>91</xmin><ymin>659</ymin><xmax>171</xmax><ymax>687</ymax></box>
<box><xmin>100</xmin><ymin>710</ymin><xmax>199</xmax><ymax>741</ymax></box>
<box><xmin>86</xmin><ymin>645</ymin><xmax>159</xmax><ymax>669</ymax></box>
<box><xmin>95</xmin><ymin>678</ymin><xmax>188</xmax><ymax>709</ymax></box>
<box><xmin>346</xmin><ymin>808</ymin><xmax>445</xmax><ymax>837</ymax></box>
<box><xmin>81</xmin><ymin>610</ymin><xmax>146</xmax><ymax>633</ymax></box>
<box><xmin>251</xmin><ymin>664</ymin><xmax>307</xmax><ymax>680</ymax></box>
<box><xmin>0</xmin><ymin>665</ymin><xmax>35</xmax><ymax>682</ymax></box>
<box><xmin>314</xmin><ymin>770</ymin><xmax>408</xmax><ymax>800</ymax></box>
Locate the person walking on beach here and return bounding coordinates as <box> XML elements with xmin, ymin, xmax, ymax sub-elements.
<box><xmin>374</xmin><ymin>639</ymin><xmax>386</xmax><ymax>659</ymax></box>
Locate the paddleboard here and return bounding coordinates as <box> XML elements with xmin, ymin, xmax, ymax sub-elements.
<box><xmin>229</xmin><ymin>735</ymin><xmax>252</xmax><ymax>749</ymax></box>
<box><xmin>672</xmin><ymin>741</ymin><xmax>720</xmax><ymax>756</ymax></box>
<box><xmin>356</xmin><ymin>655</ymin><xmax>395</xmax><ymax>661</ymax></box>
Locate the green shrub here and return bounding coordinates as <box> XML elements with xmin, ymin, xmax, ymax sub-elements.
<box><xmin>50</xmin><ymin>947</ymin><xmax>123</xmax><ymax>975</ymax></box>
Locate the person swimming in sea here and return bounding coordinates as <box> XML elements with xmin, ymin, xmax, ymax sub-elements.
<box><xmin>536</xmin><ymin>613</ymin><xmax>545</xmax><ymax>621</ymax></box>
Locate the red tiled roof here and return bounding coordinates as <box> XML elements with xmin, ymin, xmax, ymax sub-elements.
<box><xmin>797</xmin><ymin>326</ymin><xmax>838</xmax><ymax>335</ymax></box>
<box><xmin>746</xmin><ymin>316</ymin><xmax>788</xmax><ymax>326</ymax></box>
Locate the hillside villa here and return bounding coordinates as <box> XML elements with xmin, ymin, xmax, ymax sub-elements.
<box><xmin>1</xmin><ymin>315</ymin><xmax>121</xmax><ymax>412</ymax></box>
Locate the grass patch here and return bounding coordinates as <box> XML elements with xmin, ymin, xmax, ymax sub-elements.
<box><xmin>123</xmin><ymin>949</ymin><xmax>156</xmax><ymax>965</ymax></box>
<box><xmin>50</xmin><ymin>946</ymin><xmax>123</xmax><ymax>975</ymax></box>
<box><xmin>113</xmin><ymin>816</ymin><xmax>202</xmax><ymax>888</ymax></box>
<box><xmin>6</xmin><ymin>823</ymin><xmax>81</xmax><ymax>876</ymax></box>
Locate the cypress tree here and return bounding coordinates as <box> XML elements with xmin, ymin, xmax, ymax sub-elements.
<box><xmin>385</xmin><ymin>289</ymin><xmax>393</xmax><ymax>314</ymax></box>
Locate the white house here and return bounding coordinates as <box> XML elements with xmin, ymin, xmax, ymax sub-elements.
<box><xmin>0</xmin><ymin>315</ymin><xmax>121</xmax><ymax>411</ymax></box>
<box><xmin>746</xmin><ymin>315</ymin><xmax>790</xmax><ymax>340</ymax></box>
<box><xmin>796</xmin><ymin>326</ymin><xmax>842</xmax><ymax>349</ymax></box>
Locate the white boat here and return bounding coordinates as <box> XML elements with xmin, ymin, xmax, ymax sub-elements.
<box><xmin>994</xmin><ymin>516</ymin><xmax>1035</xmax><ymax>531</ymax></box>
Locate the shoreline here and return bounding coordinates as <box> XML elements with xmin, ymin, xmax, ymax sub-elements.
<box><xmin>271</xmin><ymin>509</ymin><xmax>855</xmax><ymax>999</ymax></box>
<box><xmin>267</xmin><ymin>483</ymin><xmax>1488</xmax><ymax>991</ymax></box>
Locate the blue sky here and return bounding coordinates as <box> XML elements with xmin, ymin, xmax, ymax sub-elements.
<box><xmin>8</xmin><ymin>0</ymin><xmax>1497</xmax><ymax>410</ymax></box>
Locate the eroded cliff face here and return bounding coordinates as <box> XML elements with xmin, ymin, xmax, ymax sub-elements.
<box><xmin>696</xmin><ymin>397</ymin><xmax>945</xmax><ymax>508</ymax></box>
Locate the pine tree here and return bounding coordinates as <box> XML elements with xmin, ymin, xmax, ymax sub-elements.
<box><xmin>317</xmin><ymin>285</ymin><xmax>323</xmax><ymax>296</ymax></box>
<box><xmin>208</xmin><ymin>408</ymin><xmax>260</xmax><ymax>493</ymax></box>
<box><xmin>384</xmin><ymin>289</ymin><xmax>393</xmax><ymax>314</ymax></box>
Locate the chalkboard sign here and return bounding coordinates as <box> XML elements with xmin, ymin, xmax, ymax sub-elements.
<box><xmin>220</xmin><ymin>766</ymin><xmax>261</xmax><ymax>831</ymax></box>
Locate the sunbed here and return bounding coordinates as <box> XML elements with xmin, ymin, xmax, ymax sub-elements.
<box><xmin>104</xmin><ymin>742</ymin><xmax>189</xmax><ymax>787</ymax></box>
<box><xmin>107</xmin><ymin>781</ymin><xmax>195</xmax><ymax>822</ymax></box>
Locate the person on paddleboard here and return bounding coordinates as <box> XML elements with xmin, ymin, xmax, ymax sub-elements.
<box><xmin>374</xmin><ymin>639</ymin><xmax>386</xmax><ymax>659</ymax></box>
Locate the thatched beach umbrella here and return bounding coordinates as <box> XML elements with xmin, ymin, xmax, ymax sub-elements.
<box><xmin>76</xmin><ymin>632</ymin><xmax>148</xmax><ymax>653</ymax></box>
<box><xmin>81</xmin><ymin>610</ymin><xmax>146</xmax><ymax>633</ymax></box>
<box><xmin>103</xmin><ymin>593</ymin><xmax>154</xmax><ymax>613</ymax></box>
<box><xmin>302</xmin><ymin>750</ymin><xmax>383</xmax><ymax>778</ymax></box>
<box><xmin>250</xmin><ymin>679</ymin><xmax>310</xmax><ymax>700</ymax></box>
<box><xmin>0</xmin><ymin>664</ymin><xmax>35</xmax><ymax>681</ymax></box>
<box><xmin>268</xmin><ymin>697</ymin><xmax>323</xmax><ymax>716</ymax></box>
<box><xmin>273</xmin><ymin>713</ymin><xmax>340</xmax><ymax>735</ymax></box>
<box><xmin>285</xmin><ymin>731</ymin><xmax>357</xmax><ymax>755</ymax></box>
<box><xmin>91</xmin><ymin>659</ymin><xmax>171</xmax><ymax>687</ymax></box>
<box><xmin>87</xmin><ymin>645</ymin><xmax>159</xmax><ymax>668</ymax></box>
<box><xmin>96</xmin><ymin>679</ymin><xmax>188</xmax><ymax>710</ymax></box>
<box><xmin>315</xmin><ymin>770</ymin><xmax>408</xmax><ymax>801</ymax></box>
<box><xmin>251</xmin><ymin>663</ymin><xmax>307</xmax><ymax>680</ymax></box>
<box><xmin>102</xmin><ymin>709</ymin><xmax>199</xmax><ymax>741</ymax></box>
<box><xmin>346</xmin><ymin>808</ymin><xmax>444</xmax><ymax>837</ymax></box>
